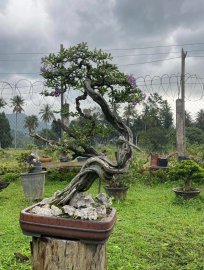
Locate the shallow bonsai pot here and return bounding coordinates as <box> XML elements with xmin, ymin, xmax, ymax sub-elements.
<box><xmin>105</xmin><ymin>186</ymin><xmax>129</xmax><ymax>200</ymax></box>
<box><xmin>173</xmin><ymin>187</ymin><xmax>200</xmax><ymax>199</ymax></box>
<box><xmin>39</xmin><ymin>157</ymin><xmax>52</xmax><ymax>163</ymax></box>
<box><xmin>19</xmin><ymin>203</ymin><xmax>116</xmax><ymax>244</ymax></box>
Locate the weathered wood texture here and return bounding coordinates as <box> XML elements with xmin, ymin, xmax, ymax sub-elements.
<box><xmin>176</xmin><ymin>99</ymin><xmax>186</xmax><ymax>157</ymax></box>
<box><xmin>32</xmin><ymin>237</ymin><xmax>107</xmax><ymax>270</ymax></box>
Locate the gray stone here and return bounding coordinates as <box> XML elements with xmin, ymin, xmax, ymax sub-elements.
<box><xmin>51</xmin><ymin>205</ymin><xmax>63</xmax><ymax>216</ymax></box>
<box><xmin>62</xmin><ymin>205</ymin><xmax>76</xmax><ymax>216</ymax></box>
<box><xmin>86</xmin><ymin>207</ymin><xmax>98</xmax><ymax>220</ymax></box>
<box><xmin>69</xmin><ymin>193</ymin><xmax>95</xmax><ymax>208</ymax></box>
<box><xmin>74</xmin><ymin>207</ymin><xmax>98</xmax><ymax>220</ymax></box>
<box><xmin>31</xmin><ymin>204</ymin><xmax>52</xmax><ymax>216</ymax></box>
<box><xmin>41</xmin><ymin>197</ymin><xmax>53</xmax><ymax>204</ymax></box>
<box><xmin>96</xmin><ymin>193</ymin><xmax>112</xmax><ymax>207</ymax></box>
<box><xmin>96</xmin><ymin>205</ymin><xmax>106</xmax><ymax>218</ymax></box>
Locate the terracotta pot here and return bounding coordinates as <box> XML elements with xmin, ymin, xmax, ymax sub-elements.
<box><xmin>173</xmin><ymin>187</ymin><xmax>200</xmax><ymax>199</ymax></box>
<box><xmin>105</xmin><ymin>186</ymin><xmax>129</xmax><ymax>200</ymax></box>
<box><xmin>20</xmin><ymin>203</ymin><xmax>116</xmax><ymax>244</ymax></box>
<box><xmin>150</xmin><ymin>153</ymin><xmax>158</xmax><ymax>166</ymax></box>
<box><xmin>39</xmin><ymin>157</ymin><xmax>52</xmax><ymax>163</ymax></box>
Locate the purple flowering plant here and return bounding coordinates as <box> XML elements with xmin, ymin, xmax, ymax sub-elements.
<box><xmin>40</xmin><ymin>43</ymin><xmax>145</xmax><ymax>109</ymax></box>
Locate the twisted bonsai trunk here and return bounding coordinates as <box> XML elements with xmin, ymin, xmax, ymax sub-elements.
<box><xmin>48</xmin><ymin>79</ymin><xmax>135</xmax><ymax>206</ymax></box>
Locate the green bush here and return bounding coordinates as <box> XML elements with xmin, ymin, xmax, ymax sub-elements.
<box><xmin>1</xmin><ymin>172</ymin><xmax>20</xmax><ymax>183</ymax></box>
<box><xmin>168</xmin><ymin>159</ymin><xmax>204</xmax><ymax>191</ymax></box>
<box><xmin>47</xmin><ymin>168</ymin><xmax>80</xmax><ymax>182</ymax></box>
<box><xmin>0</xmin><ymin>164</ymin><xmax>20</xmax><ymax>175</ymax></box>
<box><xmin>169</xmin><ymin>160</ymin><xmax>204</xmax><ymax>183</ymax></box>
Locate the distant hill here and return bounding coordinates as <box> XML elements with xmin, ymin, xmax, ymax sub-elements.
<box><xmin>6</xmin><ymin>113</ymin><xmax>50</xmax><ymax>132</ymax></box>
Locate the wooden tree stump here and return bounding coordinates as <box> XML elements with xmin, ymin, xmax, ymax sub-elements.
<box><xmin>31</xmin><ymin>237</ymin><xmax>107</xmax><ymax>270</ymax></box>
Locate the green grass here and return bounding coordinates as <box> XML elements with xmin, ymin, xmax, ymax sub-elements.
<box><xmin>0</xmin><ymin>180</ymin><xmax>204</xmax><ymax>270</ymax></box>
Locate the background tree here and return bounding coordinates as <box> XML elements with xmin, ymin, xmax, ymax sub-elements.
<box><xmin>195</xmin><ymin>109</ymin><xmax>204</xmax><ymax>130</ymax></box>
<box><xmin>186</xmin><ymin>127</ymin><xmax>204</xmax><ymax>144</ymax></box>
<box><xmin>24</xmin><ymin>115</ymin><xmax>39</xmax><ymax>134</ymax></box>
<box><xmin>136</xmin><ymin>93</ymin><xmax>174</xmax><ymax>151</ymax></box>
<box><xmin>159</xmin><ymin>100</ymin><xmax>173</xmax><ymax>129</ymax></box>
<box><xmin>185</xmin><ymin>111</ymin><xmax>194</xmax><ymax>128</ymax></box>
<box><xmin>51</xmin><ymin>120</ymin><xmax>62</xmax><ymax>140</ymax></box>
<box><xmin>0</xmin><ymin>97</ymin><xmax>7</xmax><ymax>110</ymax></box>
<box><xmin>10</xmin><ymin>95</ymin><xmax>25</xmax><ymax>148</ymax></box>
<box><xmin>39</xmin><ymin>104</ymin><xmax>54</xmax><ymax>144</ymax></box>
<box><xmin>123</xmin><ymin>104</ymin><xmax>138</xmax><ymax>127</ymax></box>
<box><xmin>0</xmin><ymin>112</ymin><xmax>12</xmax><ymax>148</ymax></box>
<box><xmin>24</xmin><ymin>115</ymin><xmax>39</xmax><ymax>144</ymax></box>
<box><xmin>37</xmin><ymin>42</ymin><xmax>144</xmax><ymax>205</ymax></box>
<box><xmin>142</xmin><ymin>93</ymin><xmax>162</xmax><ymax>130</ymax></box>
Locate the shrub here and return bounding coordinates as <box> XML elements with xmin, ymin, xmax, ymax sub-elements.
<box><xmin>1</xmin><ymin>172</ymin><xmax>20</xmax><ymax>183</ymax></box>
<box><xmin>168</xmin><ymin>160</ymin><xmax>204</xmax><ymax>191</ymax></box>
<box><xmin>47</xmin><ymin>168</ymin><xmax>80</xmax><ymax>182</ymax></box>
<box><xmin>0</xmin><ymin>164</ymin><xmax>20</xmax><ymax>175</ymax></box>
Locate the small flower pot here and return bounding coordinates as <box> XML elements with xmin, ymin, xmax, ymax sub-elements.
<box><xmin>173</xmin><ymin>187</ymin><xmax>200</xmax><ymax>199</ymax></box>
<box><xmin>150</xmin><ymin>153</ymin><xmax>158</xmax><ymax>166</ymax></box>
<box><xmin>19</xmin><ymin>203</ymin><xmax>116</xmax><ymax>244</ymax></box>
<box><xmin>21</xmin><ymin>171</ymin><xmax>46</xmax><ymax>200</ymax></box>
<box><xmin>158</xmin><ymin>158</ymin><xmax>168</xmax><ymax>167</ymax></box>
<box><xmin>105</xmin><ymin>186</ymin><xmax>129</xmax><ymax>200</ymax></box>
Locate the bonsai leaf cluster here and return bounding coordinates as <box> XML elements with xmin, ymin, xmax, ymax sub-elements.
<box><xmin>17</xmin><ymin>153</ymin><xmax>38</xmax><ymax>173</ymax></box>
<box><xmin>169</xmin><ymin>159</ymin><xmax>204</xmax><ymax>191</ymax></box>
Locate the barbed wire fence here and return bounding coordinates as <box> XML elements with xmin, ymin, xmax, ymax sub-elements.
<box><xmin>0</xmin><ymin>73</ymin><xmax>204</xmax><ymax>148</ymax></box>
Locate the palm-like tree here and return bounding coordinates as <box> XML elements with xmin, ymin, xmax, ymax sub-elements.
<box><xmin>0</xmin><ymin>97</ymin><xmax>7</xmax><ymax>111</ymax></box>
<box><xmin>10</xmin><ymin>95</ymin><xmax>25</xmax><ymax>148</ymax></box>
<box><xmin>24</xmin><ymin>115</ymin><xmax>39</xmax><ymax>134</ymax></box>
<box><xmin>39</xmin><ymin>104</ymin><xmax>54</xmax><ymax>144</ymax></box>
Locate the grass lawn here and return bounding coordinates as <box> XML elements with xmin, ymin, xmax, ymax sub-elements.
<box><xmin>0</xmin><ymin>179</ymin><xmax>204</xmax><ymax>270</ymax></box>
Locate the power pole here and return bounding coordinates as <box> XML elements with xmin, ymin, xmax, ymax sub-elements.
<box><xmin>176</xmin><ymin>48</ymin><xmax>187</xmax><ymax>159</ymax></box>
<box><xmin>60</xmin><ymin>44</ymin><xmax>64</xmax><ymax>139</ymax></box>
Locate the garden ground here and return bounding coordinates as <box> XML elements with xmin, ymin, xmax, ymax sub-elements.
<box><xmin>0</xmin><ymin>178</ymin><xmax>204</xmax><ymax>270</ymax></box>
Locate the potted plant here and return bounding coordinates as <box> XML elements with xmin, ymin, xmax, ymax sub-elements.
<box><xmin>104</xmin><ymin>174</ymin><xmax>130</xmax><ymax>200</ymax></box>
<box><xmin>170</xmin><ymin>159</ymin><xmax>204</xmax><ymax>199</ymax></box>
<box><xmin>17</xmin><ymin>152</ymin><xmax>46</xmax><ymax>200</ymax></box>
<box><xmin>39</xmin><ymin>155</ymin><xmax>53</xmax><ymax>163</ymax></box>
<box><xmin>104</xmin><ymin>155</ymin><xmax>141</xmax><ymax>200</ymax></box>
<box><xmin>20</xmin><ymin>43</ymin><xmax>144</xmax><ymax>243</ymax></box>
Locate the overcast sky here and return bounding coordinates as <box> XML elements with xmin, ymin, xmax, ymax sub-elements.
<box><xmin>0</xmin><ymin>0</ymin><xmax>204</xmax><ymax>115</ymax></box>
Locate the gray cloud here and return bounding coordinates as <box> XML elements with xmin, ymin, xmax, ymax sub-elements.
<box><xmin>0</xmin><ymin>0</ymin><xmax>204</xmax><ymax>90</ymax></box>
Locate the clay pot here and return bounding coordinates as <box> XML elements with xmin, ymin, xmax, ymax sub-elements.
<box><xmin>39</xmin><ymin>157</ymin><xmax>52</xmax><ymax>163</ymax></box>
<box><xmin>173</xmin><ymin>187</ymin><xmax>200</xmax><ymax>199</ymax></box>
<box><xmin>20</xmin><ymin>203</ymin><xmax>116</xmax><ymax>244</ymax></box>
<box><xmin>105</xmin><ymin>186</ymin><xmax>129</xmax><ymax>200</ymax></box>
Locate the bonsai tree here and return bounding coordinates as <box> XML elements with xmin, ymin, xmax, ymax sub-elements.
<box><xmin>17</xmin><ymin>152</ymin><xmax>42</xmax><ymax>173</ymax></box>
<box><xmin>36</xmin><ymin>42</ymin><xmax>144</xmax><ymax>206</ymax></box>
<box><xmin>170</xmin><ymin>159</ymin><xmax>204</xmax><ymax>197</ymax></box>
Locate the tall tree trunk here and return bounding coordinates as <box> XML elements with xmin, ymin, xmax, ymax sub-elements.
<box><xmin>46</xmin><ymin>123</ymin><xmax>48</xmax><ymax>147</ymax></box>
<box><xmin>15</xmin><ymin>113</ymin><xmax>17</xmax><ymax>149</ymax></box>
